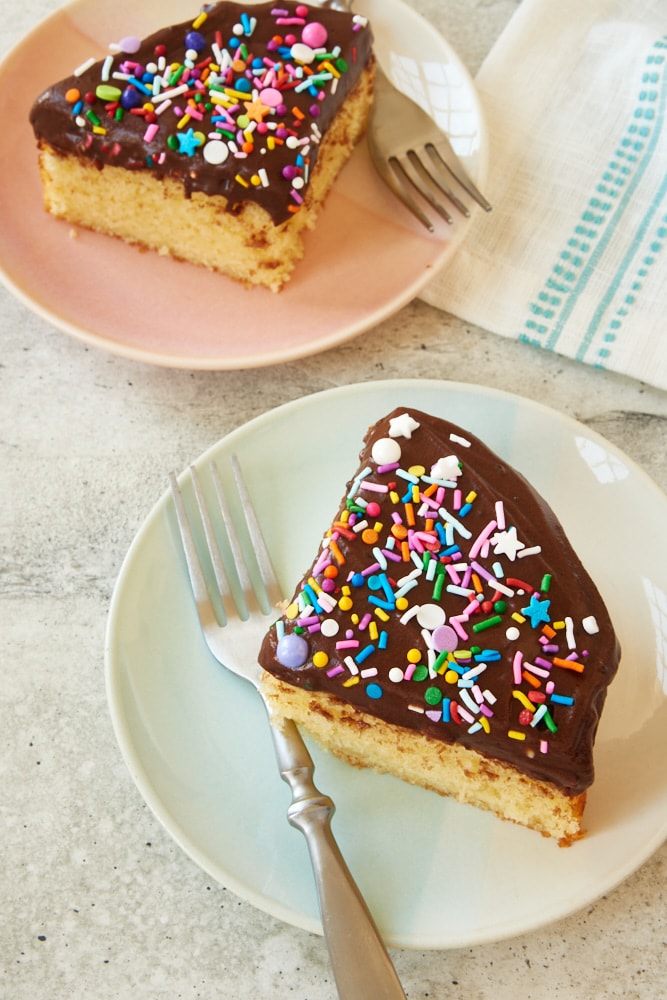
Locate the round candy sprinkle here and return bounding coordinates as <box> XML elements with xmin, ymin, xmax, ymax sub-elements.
<box><xmin>432</xmin><ymin>625</ymin><xmax>458</xmax><ymax>653</ymax></box>
<box><xmin>506</xmin><ymin>625</ymin><xmax>521</xmax><ymax>641</ymax></box>
<box><xmin>302</xmin><ymin>21</ymin><xmax>328</xmax><ymax>48</ymax></box>
<box><xmin>276</xmin><ymin>633</ymin><xmax>309</xmax><ymax>669</ymax></box>
<box><xmin>259</xmin><ymin>86</ymin><xmax>283</xmax><ymax>108</ymax></box>
<box><xmin>118</xmin><ymin>35</ymin><xmax>141</xmax><ymax>54</ymax></box>
<box><xmin>185</xmin><ymin>30</ymin><xmax>207</xmax><ymax>52</ymax></box>
<box><xmin>416</xmin><ymin>603</ymin><xmax>446</xmax><ymax>630</ymax></box>
<box><xmin>121</xmin><ymin>86</ymin><xmax>143</xmax><ymax>110</ymax></box>
<box><xmin>203</xmin><ymin>139</ymin><xmax>229</xmax><ymax>165</ymax></box>
<box><xmin>425</xmin><ymin>686</ymin><xmax>443</xmax><ymax>706</ymax></box>
<box><xmin>313</xmin><ymin>651</ymin><xmax>329</xmax><ymax>668</ymax></box>
<box><xmin>366</xmin><ymin>683</ymin><xmax>383</xmax><ymax>700</ymax></box>
<box><xmin>96</xmin><ymin>84</ymin><xmax>122</xmax><ymax>102</ymax></box>
<box><xmin>371</xmin><ymin>437</ymin><xmax>401</xmax><ymax>465</ymax></box>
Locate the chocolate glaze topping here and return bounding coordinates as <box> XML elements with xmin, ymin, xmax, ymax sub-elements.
<box><xmin>258</xmin><ymin>408</ymin><xmax>621</xmax><ymax>795</ymax></box>
<box><xmin>29</xmin><ymin>1</ymin><xmax>373</xmax><ymax>224</ymax></box>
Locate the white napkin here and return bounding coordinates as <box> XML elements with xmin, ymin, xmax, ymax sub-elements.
<box><xmin>421</xmin><ymin>0</ymin><xmax>667</xmax><ymax>391</ymax></box>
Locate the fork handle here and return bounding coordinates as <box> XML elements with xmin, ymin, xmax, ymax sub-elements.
<box><xmin>267</xmin><ymin>715</ymin><xmax>406</xmax><ymax>1000</ymax></box>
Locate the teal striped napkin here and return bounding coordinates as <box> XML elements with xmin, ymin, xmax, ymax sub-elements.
<box><xmin>422</xmin><ymin>0</ymin><xmax>667</xmax><ymax>391</ymax></box>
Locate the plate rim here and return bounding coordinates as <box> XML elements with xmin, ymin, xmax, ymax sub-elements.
<box><xmin>105</xmin><ymin>378</ymin><xmax>667</xmax><ymax>948</ymax></box>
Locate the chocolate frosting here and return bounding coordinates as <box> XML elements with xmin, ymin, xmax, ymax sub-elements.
<box><xmin>29</xmin><ymin>1</ymin><xmax>373</xmax><ymax>224</ymax></box>
<box><xmin>258</xmin><ymin>408</ymin><xmax>621</xmax><ymax>794</ymax></box>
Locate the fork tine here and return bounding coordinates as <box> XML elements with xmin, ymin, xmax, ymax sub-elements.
<box><xmin>168</xmin><ymin>471</ymin><xmax>222</xmax><ymax>631</ymax></box>
<box><xmin>408</xmin><ymin>144</ymin><xmax>470</xmax><ymax>219</ymax></box>
<box><xmin>230</xmin><ymin>454</ymin><xmax>283</xmax><ymax>611</ymax></box>
<box><xmin>374</xmin><ymin>154</ymin><xmax>436</xmax><ymax>231</ymax></box>
<box><xmin>389</xmin><ymin>154</ymin><xmax>455</xmax><ymax>226</ymax></box>
<box><xmin>190</xmin><ymin>463</ymin><xmax>240</xmax><ymax>623</ymax></box>
<box><xmin>427</xmin><ymin>138</ymin><xmax>493</xmax><ymax>213</ymax></box>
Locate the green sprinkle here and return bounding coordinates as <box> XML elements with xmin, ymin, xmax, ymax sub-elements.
<box><xmin>472</xmin><ymin>615</ymin><xmax>503</xmax><ymax>633</ymax></box>
<box><xmin>425</xmin><ymin>686</ymin><xmax>443</xmax><ymax>706</ymax></box>
<box><xmin>541</xmin><ymin>573</ymin><xmax>552</xmax><ymax>592</ymax></box>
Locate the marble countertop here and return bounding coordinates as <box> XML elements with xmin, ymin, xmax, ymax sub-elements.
<box><xmin>2</xmin><ymin>1</ymin><xmax>666</xmax><ymax>997</ymax></box>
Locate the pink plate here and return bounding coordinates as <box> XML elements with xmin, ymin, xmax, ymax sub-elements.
<box><xmin>0</xmin><ymin>0</ymin><xmax>487</xmax><ymax>369</ymax></box>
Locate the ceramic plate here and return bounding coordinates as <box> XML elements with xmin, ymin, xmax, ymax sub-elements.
<box><xmin>105</xmin><ymin>379</ymin><xmax>667</xmax><ymax>949</ymax></box>
<box><xmin>0</xmin><ymin>0</ymin><xmax>486</xmax><ymax>369</ymax></box>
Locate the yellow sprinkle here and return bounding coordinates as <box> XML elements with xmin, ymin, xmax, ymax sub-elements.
<box><xmin>351</xmin><ymin>613</ymin><xmax>359</xmax><ymax>625</ymax></box>
<box><xmin>512</xmin><ymin>612</ymin><xmax>526</xmax><ymax>624</ymax></box>
<box><xmin>177</xmin><ymin>114</ymin><xmax>191</xmax><ymax>129</ymax></box>
<box><xmin>512</xmin><ymin>690</ymin><xmax>535</xmax><ymax>712</ymax></box>
<box><xmin>313</xmin><ymin>651</ymin><xmax>329</xmax><ymax>668</ymax></box>
<box><xmin>374</xmin><ymin>608</ymin><xmax>390</xmax><ymax>622</ymax></box>
<box><xmin>339</xmin><ymin>596</ymin><xmax>353</xmax><ymax>611</ymax></box>
<box><xmin>92</xmin><ymin>126</ymin><xmax>107</xmax><ymax>135</ymax></box>
<box><xmin>369</xmin><ymin>621</ymin><xmax>379</xmax><ymax>641</ymax></box>
<box><xmin>508</xmin><ymin>730</ymin><xmax>526</xmax><ymax>741</ymax></box>
<box><xmin>466</xmin><ymin>491</ymin><xmax>477</xmax><ymax>503</ymax></box>
<box><xmin>285</xmin><ymin>602</ymin><xmax>299</xmax><ymax>620</ymax></box>
<box><xmin>235</xmin><ymin>173</ymin><xmax>250</xmax><ymax>188</ymax></box>
<box><xmin>445</xmin><ymin>669</ymin><xmax>459</xmax><ymax>684</ymax></box>
<box><xmin>395</xmin><ymin>597</ymin><xmax>409</xmax><ymax>612</ymax></box>
<box><xmin>307</xmin><ymin>576</ymin><xmax>322</xmax><ymax>594</ymax></box>
<box><xmin>406</xmin><ymin>648</ymin><xmax>421</xmax><ymax>664</ymax></box>
<box><xmin>390</xmin><ymin>491</ymin><xmax>400</xmax><ymax>503</ymax></box>
<box><xmin>319</xmin><ymin>59</ymin><xmax>341</xmax><ymax>78</ymax></box>
<box><xmin>193</xmin><ymin>11</ymin><xmax>208</xmax><ymax>28</ymax></box>
<box><xmin>343</xmin><ymin>676</ymin><xmax>360</xmax><ymax>687</ymax></box>
<box><xmin>479</xmin><ymin>715</ymin><xmax>491</xmax><ymax>733</ymax></box>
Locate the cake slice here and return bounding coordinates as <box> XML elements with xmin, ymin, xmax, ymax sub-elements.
<box><xmin>29</xmin><ymin>2</ymin><xmax>374</xmax><ymax>291</ymax></box>
<box><xmin>259</xmin><ymin>407</ymin><xmax>621</xmax><ymax>845</ymax></box>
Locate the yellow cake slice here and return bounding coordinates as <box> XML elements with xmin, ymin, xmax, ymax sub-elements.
<box><xmin>259</xmin><ymin>407</ymin><xmax>621</xmax><ymax>845</ymax></box>
<box><xmin>29</xmin><ymin>2</ymin><xmax>375</xmax><ymax>291</ymax></box>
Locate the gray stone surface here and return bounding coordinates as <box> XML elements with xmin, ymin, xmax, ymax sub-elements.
<box><xmin>2</xmin><ymin>2</ymin><xmax>666</xmax><ymax>998</ymax></box>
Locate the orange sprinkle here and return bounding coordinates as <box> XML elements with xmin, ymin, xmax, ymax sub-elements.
<box><xmin>522</xmin><ymin>670</ymin><xmax>542</xmax><ymax>689</ymax></box>
<box><xmin>329</xmin><ymin>540</ymin><xmax>345</xmax><ymax>565</ymax></box>
<box><xmin>404</xmin><ymin>503</ymin><xmax>415</xmax><ymax>527</ymax></box>
<box><xmin>553</xmin><ymin>657</ymin><xmax>585</xmax><ymax>673</ymax></box>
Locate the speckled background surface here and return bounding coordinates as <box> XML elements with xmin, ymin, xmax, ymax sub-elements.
<box><xmin>2</xmin><ymin>1</ymin><xmax>666</xmax><ymax>997</ymax></box>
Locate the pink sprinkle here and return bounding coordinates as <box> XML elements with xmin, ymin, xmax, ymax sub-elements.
<box><xmin>513</xmin><ymin>650</ymin><xmax>524</xmax><ymax>684</ymax></box>
<box><xmin>144</xmin><ymin>123</ymin><xmax>159</xmax><ymax>142</ymax></box>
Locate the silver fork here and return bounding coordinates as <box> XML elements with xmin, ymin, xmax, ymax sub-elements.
<box><xmin>169</xmin><ymin>457</ymin><xmax>406</xmax><ymax>1000</ymax></box>
<box><xmin>321</xmin><ymin>0</ymin><xmax>492</xmax><ymax>230</ymax></box>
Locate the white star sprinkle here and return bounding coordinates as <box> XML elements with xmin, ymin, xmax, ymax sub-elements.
<box><xmin>388</xmin><ymin>413</ymin><xmax>420</xmax><ymax>439</ymax></box>
<box><xmin>491</xmin><ymin>526</ymin><xmax>525</xmax><ymax>561</ymax></box>
<box><xmin>431</xmin><ymin>455</ymin><xmax>462</xmax><ymax>480</ymax></box>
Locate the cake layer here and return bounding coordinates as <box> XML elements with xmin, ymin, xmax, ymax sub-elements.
<box><xmin>258</xmin><ymin>407</ymin><xmax>621</xmax><ymax>840</ymax></box>
<box><xmin>262</xmin><ymin>672</ymin><xmax>587</xmax><ymax>845</ymax></box>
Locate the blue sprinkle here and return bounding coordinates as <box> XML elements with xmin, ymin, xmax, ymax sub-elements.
<box><xmin>550</xmin><ymin>693</ymin><xmax>574</xmax><ymax>706</ymax></box>
<box><xmin>366</xmin><ymin>683</ymin><xmax>383</xmax><ymax>699</ymax></box>
<box><xmin>355</xmin><ymin>644</ymin><xmax>375</xmax><ymax>664</ymax></box>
